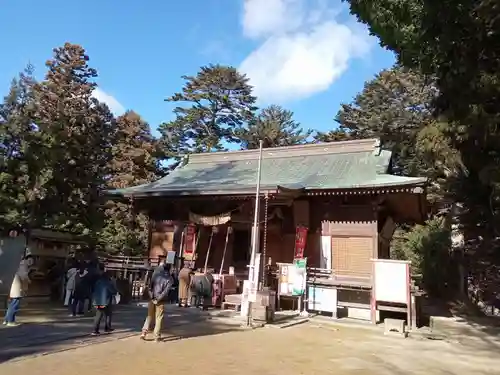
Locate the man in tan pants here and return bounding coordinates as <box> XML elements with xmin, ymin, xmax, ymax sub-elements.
<box><xmin>140</xmin><ymin>263</ymin><xmax>173</xmax><ymax>342</ymax></box>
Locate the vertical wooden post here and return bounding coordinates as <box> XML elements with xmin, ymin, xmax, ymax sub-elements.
<box><xmin>371</xmin><ymin>260</ymin><xmax>377</xmax><ymax>324</ymax></box>
<box><xmin>406</xmin><ymin>263</ymin><xmax>412</xmax><ymax>330</ymax></box>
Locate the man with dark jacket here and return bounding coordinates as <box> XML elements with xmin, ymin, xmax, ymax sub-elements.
<box><xmin>140</xmin><ymin>263</ymin><xmax>174</xmax><ymax>342</ymax></box>
<box><xmin>91</xmin><ymin>265</ymin><xmax>117</xmax><ymax>335</ymax></box>
<box><xmin>71</xmin><ymin>265</ymin><xmax>89</xmax><ymax>316</ymax></box>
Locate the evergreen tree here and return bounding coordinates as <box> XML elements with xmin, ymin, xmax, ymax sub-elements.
<box><xmin>315</xmin><ymin>66</ymin><xmax>460</xmax><ymax>204</ymax></box>
<box><xmin>101</xmin><ymin>111</ymin><xmax>162</xmax><ymax>254</ymax></box>
<box><xmin>159</xmin><ymin>64</ymin><xmax>257</xmax><ymax>164</ymax></box>
<box><xmin>315</xmin><ymin>66</ymin><xmax>462</xmax><ymax>294</ymax></box>
<box><xmin>314</xmin><ymin>129</ymin><xmax>351</xmax><ymax>143</ymax></box>
<box><xmin>0</xmin><ymin>66</ymin><xmax>47</xmax><ymax>230</ymax></box>
<box><xmin>345</xmin><ymin>0</ymin><xmax>500</xmax><ymax>296</ymax></box>
<box><xmin>237</xmin><ymin>105</ymin><xmax>312</xmax><ymax>149</ymax></box>
<box><xmin>33</xmin><ymin>43</ymin><xmax>115</xmax><ymax>234</ymax></box>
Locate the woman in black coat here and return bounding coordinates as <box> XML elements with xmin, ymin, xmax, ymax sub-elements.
<box><xmin>190</xmin><ymin>270</ymin><xmax>213</xmax><ymax>310</ymax></box>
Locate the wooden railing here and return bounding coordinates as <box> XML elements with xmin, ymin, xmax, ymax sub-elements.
<box><xmin>95</xmin><ymin>254</ymin><xmax>164</xmax><ymax>303</ymax></box>
<box><xmin>97</xmin><ymin>254</ymin><xmax>161</xmax><ymax>271</ymax></box>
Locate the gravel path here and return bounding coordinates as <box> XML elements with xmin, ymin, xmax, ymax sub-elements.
<box><xmin>2</xmin><ymin>322</ymin><xmax>498</xmax><ymax>375</ymax></box>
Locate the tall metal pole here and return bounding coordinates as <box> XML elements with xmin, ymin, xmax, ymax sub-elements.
<box><xmin>246</xmin><ymin>140</ymin><xmax>264</xmax><ymax>326</ymax></box>
<box><xmin>250</xmin><ymin>140</ymin><xmax>264</xmax><ymax>266</ymax></box>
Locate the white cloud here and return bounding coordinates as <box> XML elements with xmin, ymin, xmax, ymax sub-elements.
<box><xmin>239</xmin><ymin>0</ymin><xmax>374</xmax><ymax>103</ymax></box>
<box><xmin>242</xmin><ymin>0</ymin><xmax>304</xmax><ymax>39</ymax></box>
<box><xmin>92</xmin><ymin>87</ymin><xmax>125</xmax><ymax>116</ymax></box>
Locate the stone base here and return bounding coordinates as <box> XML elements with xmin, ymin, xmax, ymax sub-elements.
<box><xmin>384</xmin><ymin>318</ymin><xmax>408</xmax><ymax>338</ymax></box>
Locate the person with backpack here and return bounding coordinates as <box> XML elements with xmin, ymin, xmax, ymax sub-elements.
<box><xmin>140</xmin><ymin>262</ymin><xmax>174</xmax><ymax>342</ymax></box>
<box><xmin>91</xmin><ymin>264</ymin><xmax>118</xmax><ymax>336</ymax></box>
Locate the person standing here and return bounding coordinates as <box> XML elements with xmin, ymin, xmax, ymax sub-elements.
<box><xmin>71</xmin><ymin>265</ymin><xmax>89</xmax><ymax>316</ymax></box>
<box><xmin>140</xmin><ymin>263</ymin><xmax>174</xmax><ymax>342</ymax></box>
<box><xmin>85</xmin><ymin>260</ymin><xmax>98</xmax><ymax>312</ymax></box>
<box><xmin>3</xmin><ymin>256</ymin><xmax>31</xmax><ymax>326</ymax></box>
<box><xmin>178</xmin><ymin>262</ymin><xmax>193</xmax><ymax>307</ymax></box>
<box><xmin>190</xmin><ymin>270</ymin><xmax>214</xmax><ymax>310</ymax></box>
<box><xmin>64</xmin><ymin>261</ymin><xmax>78</xmax><ymax>306</ymax></box>
<box><xmin>46</xmin><ymin>261</ymin><xmax>62</xmax><ymax>302</ymax></box>
<box><xmin>91</xmin><ymin>264</ymin><xmax>117</xmax><ymax>336</ymax></box>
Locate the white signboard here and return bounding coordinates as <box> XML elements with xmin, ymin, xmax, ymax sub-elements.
<box><xmin>240</xmin><ymin>280</ymin><xmax>250</xmax><ymax>317</ymax></box>
<box><xmin>248</xmin><ymin>281</ymin><xmax>258</xmax><ymax>303</ymax></box>
<box><xmin>373</xmin><ymin>259</ymin><xmax>410</xmax><ymax>304</ymax></box>
<box><xmin>308</xmin><ymin>286</ymin><xmax>337</xmax><ymax>313</ymax></box>
<box><xmin>291</xmin><ymin>258</ymin><xmax>307</xmax><ymax>296</ymax></box>
<box><xmin>165</xmin><ymin>251</ymin><xmax>176</xmax><ymax>265</ymax></box>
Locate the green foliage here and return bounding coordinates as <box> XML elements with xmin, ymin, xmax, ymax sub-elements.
<box><xmin>0</xmin><ymin>66</ymin><xmax>42</xmax><ymax>229</ymax></box>
<box><xmin>31</xmin><ymin>43</ymin><xmax>115</xmax><ymax>235</ymax></box>
<box><xmin>345</xmin><ymin>0</ymin><xmax>500</xmax><ymax>297</ymax></box>
<box><xmin>391</xmin><ymin>217</ymin><xmax>452</xmax><ymax>296</ymax></box>
<box><xmin>100</xmin><ymin>111</ymin><xmax>162</xmax><ymax>255</ymax></box>
<box><xmin>315</xmin><ymin>66</ymin><xmax>459</xmax><ymax>203</ymax></box>
<box><xmin>159</xmin><ymin>64</ymin><xmax>257</xmax><ymax>164</ymax></box>
<box><xmin>337</xmin><ymin>66</ymin><xmax>437</xmax><ymax>174</ymax></box>
<box><xmin>315</xmin><ymin>129</ymin><xmax>351</xmax><ymax>143</ymax></box>
<box><xmin>344</xmin><ymin>0</ymin><xmax>500</xmax><ymax>230</ymax></box>
<box><xmin>237</xmin><ymin>105</ymin><xmax>312</xmax><ymax>149</ymax></box>
<box><xmin>345</xmin><ymin>0</ymin><xmax>500</xmax><ymax>120</ymax></box>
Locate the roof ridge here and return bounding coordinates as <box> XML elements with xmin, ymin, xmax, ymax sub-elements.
<box><xmin>187</xmin><ymin>138</ymin><xmax>381</xmax><ymax>164</ymax></box>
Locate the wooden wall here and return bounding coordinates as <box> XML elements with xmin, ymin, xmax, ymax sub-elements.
<box><xmin>147</xmin><ymin>195</ymin><xmax>383</xmax><ymax>277</ymax></box>
<box><xmin>315</xmin><ymin>197</ymin><xmax>378</xmax><ymax>278</ymax></box>
<box><xmin>149</xmin><ymin>221</ymin><xmax>175</xmax><ymax>259</ymax></box>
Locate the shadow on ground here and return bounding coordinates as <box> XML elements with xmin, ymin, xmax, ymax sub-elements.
<box><xmin>0</xmin><ymin>305</ymin><xmax>241</xmax><ymax>363</ymax></box>
<box><xmin>420</xmin><ymin>297</ymin><xmax>500</xmax><ymax>350</ymax></box>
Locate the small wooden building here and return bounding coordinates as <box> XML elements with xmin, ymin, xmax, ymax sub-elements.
<box><xmin>25</xmin><ymin>229</ymin><xmax>89</xmax><ymax>300</ymax></box>
<box><xmin>110</xmin><ymin>138</ymin><xmax>427</xmax><ymax>321</ymax></box>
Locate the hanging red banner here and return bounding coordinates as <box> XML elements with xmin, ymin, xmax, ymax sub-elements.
<box><xmin>183</xmin><ymin>224</ymin><xmax>196</xmax><ymax>259</ymax></box>
<box><xmin>294</xmin><ymin>225</ymin><xmax>308</xmax><ymax>259</ymax></box>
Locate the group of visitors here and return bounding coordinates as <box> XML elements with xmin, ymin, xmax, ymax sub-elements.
<box><xmin>3</xmin><ymin>254</ymin><xmax>215</xmax><ymax>341</ymax></box>
<box><xmin>63</xmin><ymin>259</ymin><xmax>120</xmax><ymax>335</ymax></box>
<box><xmin>178</xmin><ymin>262</ymin><xmax>214</xmax><ymax>310</ymax></box>
<box><xmin>64</xmin><ymin>259</ymin><xmax>98</xmax><ymax>316</ymax></box>
<box><xmin>3</xmin><ymin>254</ymin><xmax>119</xmax><ymax>335</ymax></box>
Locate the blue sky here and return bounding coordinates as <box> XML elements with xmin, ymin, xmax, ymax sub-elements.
<box><xmin>0</xmin><ymin>0</ymin><xmax>395</xmax><ymax>137</ymax></box>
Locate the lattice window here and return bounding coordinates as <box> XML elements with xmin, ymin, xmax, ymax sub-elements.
<box><xmin>332</xmin><ymin>236</ymin><xmax>373</xmax><ymax>276</ymax></box>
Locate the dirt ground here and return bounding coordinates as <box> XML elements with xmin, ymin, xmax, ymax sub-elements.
<box><xmin>1</xmin><ymin>322</ymin><xmax>498</xmax><ymax>375</ymax></box>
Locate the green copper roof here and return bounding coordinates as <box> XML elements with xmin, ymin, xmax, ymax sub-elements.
<box><xmin>108</xmin><ymin>139</ymin><xmax>426</xmax><ymax>197</ymax></box>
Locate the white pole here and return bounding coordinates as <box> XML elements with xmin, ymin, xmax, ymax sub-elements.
<box><xmin>245</xmin><ymin>140</ymin><xmax>264</xmax><ymax>326</ymax></box>
<box><xmin>250</xmin><ymin>140</ymin><xmax>264</xmax><ymax>266</ymax></box>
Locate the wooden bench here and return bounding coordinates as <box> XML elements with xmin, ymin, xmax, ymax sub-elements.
<box><xmin>221</xmin><ymin>301</ymin><xmax>241</xmax><ymax>311</ymax></box>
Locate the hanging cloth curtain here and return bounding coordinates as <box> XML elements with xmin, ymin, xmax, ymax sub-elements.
<box><xmin>189</xmin><ymin>211</ymin><xmax>231</xmax><ymax>226</ymax></box>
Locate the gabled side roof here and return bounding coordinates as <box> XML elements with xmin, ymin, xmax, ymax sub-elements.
<box><xmin>107</xmin><ymin>138</ymin><xmax>426</xmax><ymax>198</ymax></box>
